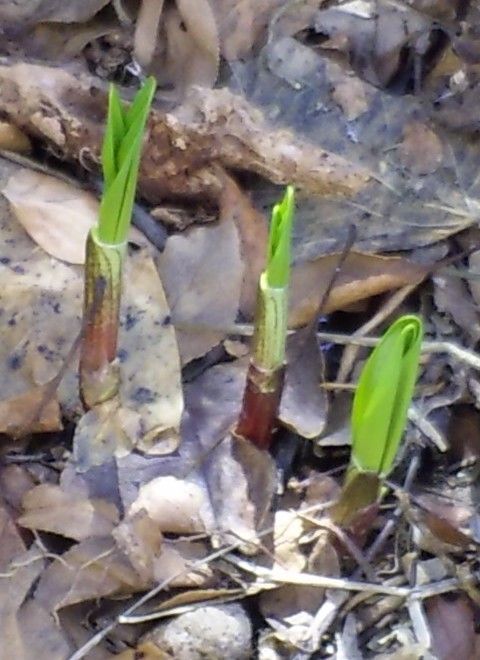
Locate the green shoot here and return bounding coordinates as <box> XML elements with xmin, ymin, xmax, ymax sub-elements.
<box><xmin>266</xmin><ymin>185</ymin><xmax>295</xmax><ymax>288</ymax></box>
<box><xmin>351</xmin><ymin>314</ymin><xmax>423</xmax><ymax>476</ymax></box>
<box><xmin>98</xmin><ymin>77</ymin><xmax>156</xmax><ymax>245</ymax></box>
<box><xmin>332</xmin><ymin>314</ymin><xmax>423</xmax><ymax>525</ymax></box>
<box><xmin>235</xmin><ymin>186</ymin><xmax>295</xmax><ymax>450</ymax></box>
<box><xmin>80</xmin><ymin>78</ymin><xmax>156</xmax><ymax>409</ymax></box>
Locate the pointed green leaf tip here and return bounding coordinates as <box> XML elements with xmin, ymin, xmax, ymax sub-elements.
<box><xmin>351</xmin><ymin>314</ymin><xmax>423</xmax><ymax>477</ymax></box>
<box><xmin>98</xmin><ymin>77</ymin><xmax>156</xmax><ymax>245</ymax></box>
<box><xmin>266</xmin><ymin>186</ymin><xmax>295</xmax><ymax>288</ymax></box>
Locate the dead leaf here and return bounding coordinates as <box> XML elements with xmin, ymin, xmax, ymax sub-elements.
<box><xmin>34</xmin><ymin>536</ymin><xmax>145</xmax><ymax>612</ymax></box>
<box><xmin>0</xmin><ymin>122</ymin><xmax>31</xmax><ymax>153</ymax></box>
<box><xmin>2</xmin><ymin>168</ymin><xmax>98</xmax><ymax>264</ymax></box>
<box><xmin>157</xmin><ymin>210</ymin><xmax>243</xmax><ymax>364</ymax></box>
<box><xmin>399</xmin><ymin>122</ymin><xmax>444</xmax><ymax>176</ymax></box>
<box><xmin>279</xmin><ymin>328</ymin><xmax>327</xmax><ymax>438</ymax></box>
<box><xmin>210</xmin><ymin>0</ymin><xmax>284</xmax><ymax>61</ymax></box>
<box><xmin>0</xmin><ymin>384</ymin><xmax>61</xmax><ymax>436</ymax></box>
<box><xmin>433</xmin><ymin>271</ymin><xmax>480</xmax><ymax>344</ymax></box>
<box><xmin>115</xmin><ymin>642</ymin><xmax>172</xmax><ymax>659</ymax></box>
<box><xmin>19</xmin><ymin>483</ymin><xmax>119</xmax><ymax>541</ymax></box>
<box><xmin>426</xmin><ymin>595</ymin><xmax>477</xmax><ymax>660</ymax></box>
<box><xmin>0</xmin><ymin>0</ymin><xmax>111</xmax><ymax>26</ymax></box>
<box><xmin>326</xmin><ymin>60</ymin><xmax>371</xmax><ymax>121</ymax></box>
<box><xmin>203</xmin><ymin>433</ymin><xmax>277</xmax><ymax>553</ymax></box>
<box><xmin>290</xmin><ymin>252</ymin><xmax>428</xmax><ymax>326</ymax></box>
<box><xmin>218</xmin><ymin>172</ymin><xmax>267</xmax><ymax>316</ymax></box>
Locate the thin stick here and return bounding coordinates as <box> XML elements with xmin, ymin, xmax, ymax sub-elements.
<box><xmin>223</xmin><ymin>554</ymin><xmax>411</xmax><ymax>597</ymax></box>
<box><xmin>336</xmin><ymin>283</ymin><xmax>417</xmax><ymax>384</ymax></box>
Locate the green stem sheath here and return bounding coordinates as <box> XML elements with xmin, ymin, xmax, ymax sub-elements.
<box><xmin>79</xmin><ymin>228</ymin><xmax>125</xmax><ymax>409</ymax></box>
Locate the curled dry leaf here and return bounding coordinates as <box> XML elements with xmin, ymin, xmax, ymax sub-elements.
<box><xmin>2</xmin><ymin>167</ymin><xmax>97</xmax><ymax>263</ymax></box>
<box><xmin>290</xmin><ymin>252</ymin><xmax>428</xmax><ymax>326</ymax></box>
<box><xmin>19</xmin><ymin>483</ymin><xmax>119</xmax><ymax>541</ymax></box>
<box><xmin>0</xmin><ymin>63</ymin><xmax>369</xmax><ymax>202</ymax></box>
<box><xmin>135</xmin><ymin>0</ymin><xmax>220</xmax><ymax>92</ymax></box>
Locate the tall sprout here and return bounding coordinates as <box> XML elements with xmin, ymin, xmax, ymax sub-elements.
<box><xmin>79</xmin><ymin>78</ymin><xmax>156</xmax><ymax>409</ymax></box>
<box><xmin>235</xmin><ymin>186</ymin><xmax>295</xmax><ymax>450</ymax></box>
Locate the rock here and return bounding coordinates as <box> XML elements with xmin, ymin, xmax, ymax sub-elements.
<box><xmin>147</xmin><ymin>603</ymin><xmax>252</xmax><ymax>660</ymax></box>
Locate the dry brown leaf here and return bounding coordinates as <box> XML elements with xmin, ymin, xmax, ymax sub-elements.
<box><xmin>203</xmin><ymin>433</ymin><xmax>277</xmax><ymax>554</ymax></box>
<box><xmin>218</xmin><ymin>172</ymin><xmax>267</xmax><ymax>316</ymax></box>
<box><xmin>290</xmin><ymin>252</ymin><xmax>428</xmax><ymax>326</ymax></box>
<box><xmin>0</xmin><ymin>164</ymin><xmax>182</xmax><ymax>459</ymax></box>
<box><xmin>426</xmin><ymin>595</ymin><xmax>478</xmax><ymax>660</ymax></box>
<box><xmin>34</xmin><ymin>536</ymin><xmax>146</xmax><ymax>612</ymax></box>
<box><xmin>156</xmin><ymin>209</ymin><xmax>243</xmax><ymax>364</ymax></box>
<box><xmin>19</xmin><ymin>483</ymin><xmax>119</xmax><ymax>541</ymax></box>
<box><xmin>0</xmin><ymin>63</ymin><xmax>369</xmax><ymax>202</ymax></box>
<box><xmin>0</xmin><ymin>0</ymin><xmax>111</xmax><ymax>26</ymax></box>
<box><xmin>0</xmin><ymin>122</ymin><xmax>31</xmax><ymax>153</ymax></box>
<box><xmin>2</xmin><ymin>168</ymin><xmax>98</xmax><ymax>264</ymax></box>
<box><xmin>279</xmin><ymin>328</ymin><xmax>327</xmax><ymax>438</ymax></box>
<box><xmin>0</xmin><ymin>384</ymin><xmax>61</xmax><ymax>436</ymax></box>
<box><xmin>399</xmin><ymin>121</ymin><xmax>444</xmax><ymax>176</ymax></box>
<box><xmin>433</xmin><ymin>271</ymin><xmax>480</xmax><ymax>343</ymax></box>
<box><xmin>210</xmin><ymin>0</ymin><xmax>284</xmax><ymax>61</ymax></box>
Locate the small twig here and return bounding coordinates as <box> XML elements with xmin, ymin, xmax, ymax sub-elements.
<box><xmin>223</xmin><ymin>554</ymin><xmax>411</xmax><ymax>597</ymax></box>
<box><xmin>336</xmin><ymin>284</ymin><xmax>417</xmax><ymax>384</ymax></box>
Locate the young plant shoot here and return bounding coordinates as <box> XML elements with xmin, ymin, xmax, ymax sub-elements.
<box><xmin>235</xmin><ymin>186</ymin><xmax>295</xmax><ymax>450</ymax></box>
<box><xmin>80</xmin><ymin>77</ymin><xmax>156</xmax><ymax>409</ymax></box>
<box><xmin>332</xmin><ymin>314</ymin><xmax>424</xmax><ymax>525</ymax></box>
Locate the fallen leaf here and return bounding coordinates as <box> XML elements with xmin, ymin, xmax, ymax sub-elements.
<box><xmin>203</xmin><ymin>433</ymin><xmax>277</xmax><ymax>553</ymax></box>
<box><xmin>426</xmin><ymin>595</ymin><xmax>477</xmax><ymax>660</ymax></box>
<box><xmin>157</xmin><ymin>210</ymin><xmax>243</xmax><ymax>364</ymax></box>
<box><xmin>19</xmin><ymin>483</ymin><xmax>119</xmax><ymax>541</ymax></box>
<box><xmin>290</xmin><ymin>252</ymin><xmax>428</xmax><ymax>326</ymax></box>
<box><xmin>0</xmin><ymin>0</ymin><xmax>111</xmax><ymax>26</ymax></box>
<box><xmin>0</xmin><ymin>162</ymin><xmax>183</xmax><ymax>457</ymax></box>
<box><xmin>34</xmin><ymin>536</ymin><xmax>145</xmax><ymax>612</ymax></box>
<box><xmin>0</xmin><ymin>122</ymin><xmax>31</xmax><ymax>153</ymax></box>
<box><xmin>433</xmin><ymin>271</ymin><xmax>480</xmax><ymax>343</ymax></box>
<box><xmin>279</xmin><ymin>328</ymin><xmax>328</xmax><ymax>438</ymax></box>
<box><xmin>2</xmin><ymin>168</ymin><xmax>98</xmax><ymax>264</ymax></box>
<box><xmin>0</xmin><ymin>384</ymin><xmax>61</xmax><ymax>436</ymax></box>
<box><xmin>399</xmin><ymin>121</ymin><xmax>444</xmax><ymax>176</ymax></box>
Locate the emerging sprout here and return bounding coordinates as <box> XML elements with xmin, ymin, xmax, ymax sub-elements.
<box><xmin>333</xmin><ymin>314</ymin><xmax>424</xmax><ymax>525</ymax></box>
<box><xmin>235</xmin><ymin>186</ymin><xmax>295</xmax><ymax>450</ymax></box>
<box><xmin>79</xmin><ymin>78</ymin><xmax>156</xmax><ymax>409</ymax></box>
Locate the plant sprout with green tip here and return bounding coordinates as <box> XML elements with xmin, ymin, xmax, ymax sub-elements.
<box><xmin>235</xmin><ymin>185</ymin><xmax>295</xmax><ymax>450</ymax></box>
<box><xmin>332</xmin><ymin>314</ymin><xmax>424</xmax><ymax>525</ymax></box>
<box><xmin>79</xmin><ymin>77</ymin><xmax>156</xmax><ymax>409</ymax></box>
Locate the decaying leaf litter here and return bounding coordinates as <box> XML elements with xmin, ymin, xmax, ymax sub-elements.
<box><xmin>1</xmin><ymin>1</ymin><xmax>480</xmax><ymax>658</ymax></box>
